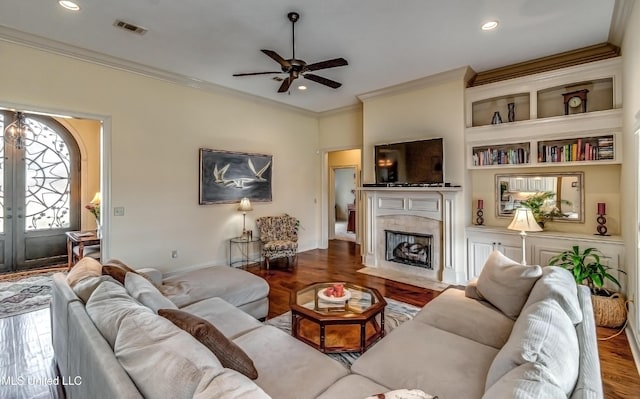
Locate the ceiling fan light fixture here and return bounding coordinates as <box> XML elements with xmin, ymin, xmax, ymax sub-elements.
<box><xmin>58</xmin><ymin>1</ymin><xmax>80</xmax><ymax>11</ymax></box>
<box><xmin>481</xmin><ymin>20</ymin><xmax>499</xmax><ymax>31</ymax></box>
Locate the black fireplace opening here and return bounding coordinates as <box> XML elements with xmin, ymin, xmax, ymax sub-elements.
<box><xmin>385</xmin><ymin>229</ymin><xmax>433</xmax><ymax>269</ymax></box>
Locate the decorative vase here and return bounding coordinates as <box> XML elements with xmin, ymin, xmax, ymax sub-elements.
<box><xmin>507</xmin><ymin>102</ymin><xmax>515</xmax><ymax>122</ymax></box>
<box><xmin>96</xmin><ymin>221</ymin><xmax>102</xmax><ymax>239</ymax></box>
<box><xmin>491</xmin><ymin>111</ymin><xmax>503</xmax><ymax>125</ymax></box>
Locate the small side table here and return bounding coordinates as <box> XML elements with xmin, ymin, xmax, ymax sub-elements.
<box><xmin>66</xmin><ymin>230</ymin><xmax>101</xmax><ymax>270</ymax></box>
<box><xmin>229</xmin><ymin>237</ymin><xmax>261</xmax><ymax>268</ymax></box>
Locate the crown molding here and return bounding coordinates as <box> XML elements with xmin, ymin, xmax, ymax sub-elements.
<box><xmin>609</xmin><ymin>0</ymin><xmax>634</xmax><ymax>46</ymax></box>
<box><xmin>468</xmin><ymin>42</ymin><xmax>620</xmax><ymax>87</ymax></box>
<box><xmin>0</xmin><ymin>25</ymin><xmax>318</xmax><ymax>118</ymax></box>
<box><xmin>317</xmin><ymin>103</ymin><xmax>363</xmax><ymax>118</ymax></box>
<box><xmin>357</xmin><ymin>66</ymin><xmax>471</xmax><ymax>102</ymax></box>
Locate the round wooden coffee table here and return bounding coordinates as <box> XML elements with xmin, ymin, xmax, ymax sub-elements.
<box><xmin>290</xmin><ymin>282</ymin><xmax>387</xmax><ymax>354</ymax></box>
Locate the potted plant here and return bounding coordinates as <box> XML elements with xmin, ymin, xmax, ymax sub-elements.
<box><xmin>520</xmin><ymin>191</ymin><xmax>570</xmax><ymax>228</ymax></box>
<box><xmin>549</xmin><ymin>245</ymin><xmax>627</xmax><ymax>327</ymax></box>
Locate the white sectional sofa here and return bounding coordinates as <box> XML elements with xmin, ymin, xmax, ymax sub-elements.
<box><xmin>51</xmin><ymin>251</ymin><xmax>602</xmax><ymax>398</ymax></box>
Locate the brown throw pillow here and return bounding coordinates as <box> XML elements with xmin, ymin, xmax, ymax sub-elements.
<box><xmin>102</xmin><ymin>259</ymin><xmax>156</xmax><ymax>286</ymax></box>
<box><xmin>102</xmin><ymin>265</ymin><xmax>128</xmax><ymax>284</ymax></box>
<box><xmin>158</xmin><ymin>308</ymin><xmax>258</xmax><ymax>380</ymax></box>
<box><xmin>67</xmin><ymin>257</ymin><xmax>102</xmax><ymax>288</ymax></box>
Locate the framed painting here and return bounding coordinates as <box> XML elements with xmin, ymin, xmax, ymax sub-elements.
<box><xmin>199</xmin><ymin>148</ymin><xmax>273</xmax><ymax>204</ymax></box>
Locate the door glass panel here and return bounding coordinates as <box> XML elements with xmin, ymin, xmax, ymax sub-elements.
<box><xmin>0</xmin><ymin>114</ymin><xmax>4</xmax><ymax>234</ymax></box>
<box><xmin>24</xmin><ymin>117</ymin><xmax>71</xmax><ymax>230</ymax></box>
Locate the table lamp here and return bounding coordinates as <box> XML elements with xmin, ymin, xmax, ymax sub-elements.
<box><xmin>237</xmin><ymin>197</ymin><xmax>253</xmax><ymax>239</ymax></box>
<box><xmin>507</xmin><ymin>207</ymin><xmax>542</xmax><ymax>265</ymax></box>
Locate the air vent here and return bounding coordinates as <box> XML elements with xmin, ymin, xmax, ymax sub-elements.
<box><xmin>113</xmin><ymin>20</ymin><xmax>147</xmax><ymax>35</ymax></box>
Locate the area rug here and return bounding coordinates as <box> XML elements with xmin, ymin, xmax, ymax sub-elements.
<box><xmin>357</xmin><ymin>267</ymin><xmax>449</xmax><ymax>292</ymax></box>
<box><xmin>0</xmin><ymin>269</ymin><xmax>64</xmax><ymax>318</ymax></box>
<box><xmin>264</xmin><ymin>297</ymin><xmax>421</xmax><ymax>368</ymax></box>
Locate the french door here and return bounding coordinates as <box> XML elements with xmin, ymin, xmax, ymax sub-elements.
<box><xmin>0</xmin><ymin>111</ymin><xmax>80</xmax><ymax>273</ymax></box>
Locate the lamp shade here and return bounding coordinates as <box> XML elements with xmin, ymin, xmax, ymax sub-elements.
<box><xmin>507</xmin><ymin>208</ymin><xmax>542</xmax><ymax>232</ymax></box>
<box><xmin>90</xmin><ymin>191</ymin><xmax>101</xmax><ymax>205</ymax></box>
<box><xmin>238</xmin><ymin>197</ymin><xmax>253</xmax><ymax>212</ymax></box>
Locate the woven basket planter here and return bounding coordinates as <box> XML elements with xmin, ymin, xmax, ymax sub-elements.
<box><xmin>591</xmin><ymin>292</ymin><xmax>627</xmax><ymax>328</ymax></box>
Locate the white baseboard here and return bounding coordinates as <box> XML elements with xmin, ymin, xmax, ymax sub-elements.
<box><xmin>626</xmin><ymin>327</ymin><xmax>640</xmax><ymax>375</ymax></box>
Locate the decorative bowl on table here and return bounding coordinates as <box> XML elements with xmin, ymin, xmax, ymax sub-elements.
<box><xmin>318</xmin><ymin>286</ymin><xmax>351</xmax><ymax>302</ymax></box>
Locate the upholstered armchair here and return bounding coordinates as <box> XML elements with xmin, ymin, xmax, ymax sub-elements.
<box><xmin>256</xmin><ymin>214</ymin><xmax>299</xmax><ymax>270</ymax></box>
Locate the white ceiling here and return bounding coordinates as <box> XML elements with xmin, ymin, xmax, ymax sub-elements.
<box><xmin>0</xmin><ymin>0</ymin><xmax>618</xmax><ymax>113</ymax></box>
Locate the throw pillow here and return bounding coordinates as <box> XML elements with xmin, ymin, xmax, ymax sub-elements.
<box><xmin>66</xmin><ymin>257</ymin><xmax>102</xmax><ymax>288</ymax></box>
<box><xmin>102</xmin><ymin>259</ymin><xmax>157</xmax><ymax>286</ymax></box>
<box><xmin>125</xmin><ymin>272</ymin><xmax>177</xmax><ymax>312</ymax></box>
<box><xmin>158</xmin><ymin>308</ymin><xmax>258</xmax><ymax>380</ymax></box>
<box><xmin>464</xmin><ymin>278</ymin><xmax>485</xmax><ymax>301</ymax></box>
<box><xmin>482</xmin><ymin>363</ymin><xmax>566</xmax><ymax>399</ymax></box>
<box><xmin>476</xmin><ymin>251</ymin><xmax>542</xmax><ymax>319</ymax></box>
<box><xmin>522</xmin><ymin>266</ymin><xmax>583</xmax><ymax>324</ymax></box>
<box><xmin>72</xmin><ymin>275</ymin><xmax>115</xmax><ymax>303</ymax></box>
<box><xmin>365</xmin><ymin>389</ymin><xmax>437</xmax><ymax>399</ymax></box>
<box><xmin>485</xmin><ymin>299</ymin><xmax>579</xmax><ymax>395</ymax></box>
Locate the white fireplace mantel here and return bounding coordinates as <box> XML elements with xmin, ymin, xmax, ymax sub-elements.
<box><xmin>360</xmin><ymin>186</ymin><xmax>461</xmax><ymax>283</ymax></box>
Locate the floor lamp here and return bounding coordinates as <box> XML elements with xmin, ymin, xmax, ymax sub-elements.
<box><xmin>507</xmin><ymin>208</ymin><xmax>542</xmax><ymax>265</ymax></box>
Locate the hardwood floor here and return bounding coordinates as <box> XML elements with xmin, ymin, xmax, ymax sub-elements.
<box><xmin>0</xmin><ymin>239</ymin><xmax>638</xmax><ymax>398</ymax></box>
<box><xmin>248</xmin><ymin>240</ymin><xmax>640</xmax><ymax>398</ymax></box>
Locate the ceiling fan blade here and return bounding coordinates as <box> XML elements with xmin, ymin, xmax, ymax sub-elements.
<box><xmin>304</xmin><ymin>73</ymin><xmax>342</xmax><ymax>89</ymax></box>
<box><xmin>278</xmin><ymin>76</ymin><xmax>294</xmax><ymax>93</ymax></box>
<box><xmin>261</xmin><ymin>49</ymin><xmax>291</xmax><ymax>68</ymax></box>
<box><xmin>304</xmin><ymin>58</ymin><xmax>348</xmax><ymax>72</ymax></box>
<box><xmin>233</xmin><ymin>71</ymin><xmax>282</xmax><ymax>77</ymax></box>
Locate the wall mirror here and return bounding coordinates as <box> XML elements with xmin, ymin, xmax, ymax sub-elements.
<box><xmin>496</xmin><ymin>172</ymin><xmax>584</xmax><ymax>223</ymax></box>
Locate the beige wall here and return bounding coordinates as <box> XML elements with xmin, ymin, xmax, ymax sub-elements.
<box><xmin>622</xmin><ymin>2</ymin><xmax>640</xmax><ymax>350</ymax></box>
<box><xmin>0</xmin><ymin>40</ymin><xmax>320</xmax><ymax>272</ymax></box>
<box><xmin>57</xmin><ymin>117</ymin><xmax>101</xmax><ymax>231</ymax></box>
<box><xmin>318</xmin><ymin>106</ymin><xmax>363</xmax><ymax>150</ymax></box>
<box><xmin>360</xmin><ymin>74</ymin><xmax>469</xmax><ymax>283</ymax></box>
<box><xmin>470</xmin><ymin>165</ymin><xmax>621</xmax><ymax>235</ymax></box>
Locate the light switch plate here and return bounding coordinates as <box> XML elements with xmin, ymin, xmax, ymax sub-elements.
<box><xmin>114</xmin><ymin>207</ymin><xmax>125</xmax><ymax>216</ymax></box>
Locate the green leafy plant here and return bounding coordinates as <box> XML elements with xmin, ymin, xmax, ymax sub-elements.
<box><xmin>549</xmin><ymin>246</ymin><xmax>623</xmax><ymax>294</ymax></box>
<box><xmin>520</xmin><ymin>191</ymin><xmax>570</xmax><ymax>225</ymax></box>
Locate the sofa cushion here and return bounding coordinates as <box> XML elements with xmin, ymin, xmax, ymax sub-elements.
<box><xmin>85</xmin><ymin>279</ymin><xmax>151</xmax><ymax>348</ymax></box>
<box><xmin>192</xmin><ymin>369</ymin><xmax>271</xmax><ymax>399</ymax></box>
<box><xmin>72</xmin><ymin>275</ymin><xmax>116</xmax><ymax>303</ymax></box>
<box><xmin>365</xmin><ymin>389</ymin><xmax>436</xmax><ymax>399</ymax></box>
<box><xmin>114</xmin><ymin>305</ymin><xmax>268</xmax><ymax>398</ymax></box>
<box><xmin>485</xmin><ymin>299</ymin><xmax>579</xmax><ymax>395</ymax></box>
<box><xmin>159</xmin><ymin>308</ymin><xmax>258</xmax><ymax>380</ymax></box>
<box><xmin>180</xmin><ymin>297</ymin><xmax>263</xmax><ymax>339</ymax></box>
<box><xmin>464</xmin><ymin>278</ymin><xmax>485</xmax><ymax>301</ymax></box>
<box><xmin>523</xmin><ymin>266</ymin><xmax>582</xmax><ymax>324</ymax></box>
<box><xmin>476</xmin><ymin>251</ymin><xmax>542</xmax><ymax>319</ymax></box>
<box><xmin>233</xmin><ymin>325</ymin><xmax>349</xmax><ymax>399</ymax></box>
<box><xmin>162</xmin><ymin>265</ymin><xmax>269</xmax><ymax>309</ymax></box>
<box><xmin>413</xmin><ymin>287</ymin><xmax>514</xmax><ymax>349</ymax></box>
<box><xmin>351</xmin><ymin>321</ymin><xmax>498</xmax><ymax>399</ymax></box>
<box><xmin>483</xmin><ymin>363</ymin><xmax>567</xmax><ymax>399</ymax></box>
<box><xmin>315</xmin><ymin>375</ymin><xmax>391</xmax><ymax>399</ymax></box>
<box><xmin>67</xmin><ymin>257</ymin><xmax>102</xmax><ymax>287</ymax></box>
<box><xmin>125</xmin><ymin>272</ymin><xmax>177</xmax><ymax>313</ymax></box>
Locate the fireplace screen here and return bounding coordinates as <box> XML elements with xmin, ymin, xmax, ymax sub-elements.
<box><xmin>385</xmin><ymin>230</ymin><xmax>433</xmax><ymax>269</ymax></box>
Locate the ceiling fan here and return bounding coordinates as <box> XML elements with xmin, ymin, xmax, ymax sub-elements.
<box><xmin>233</xmin><ymin>12</ymin><xmax>348</xmax><ymax>93</ymax></box>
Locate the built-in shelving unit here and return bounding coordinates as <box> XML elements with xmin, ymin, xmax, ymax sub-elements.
<box><xmin>465</xmin><ymin>58</ymin><xmax>622</xmax><ymax>169</ymax></box>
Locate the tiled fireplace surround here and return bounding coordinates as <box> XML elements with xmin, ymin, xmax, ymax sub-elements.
<box><xmin>361</xmin><ymin>187</ymin><xmax>461</xmax><ymax>282</ymax></box>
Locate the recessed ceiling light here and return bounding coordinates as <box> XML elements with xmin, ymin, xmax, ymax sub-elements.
<box><xmin>298</xmin><ymin>85</ymin><xmax>307</xmax><ymax>91</ymax></box>
<box><xmin>58</xmin><ymin>1</ymin><xmax>80</xmax><ymax>11</ymax></box>
<box><xmin>481</xmin><ymin>20</ymin><xmax>499</xmax><ymax>31</ymax></box>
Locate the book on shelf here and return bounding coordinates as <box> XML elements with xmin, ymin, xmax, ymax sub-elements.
<box><xmin>472</xmin><ymin>147</ymin><xmax>529</xmax><ymax>166</ymax></box>
<box><xmin>539</xmin><ymin>135</ymin><xmax>614</xmax><ymax>163</ymax></box>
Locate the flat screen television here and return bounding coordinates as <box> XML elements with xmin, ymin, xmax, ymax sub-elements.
<box><xmin>374</xmin><ymin>138</ymin><xmax>444</xmax><ymax>185</ymax></box>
